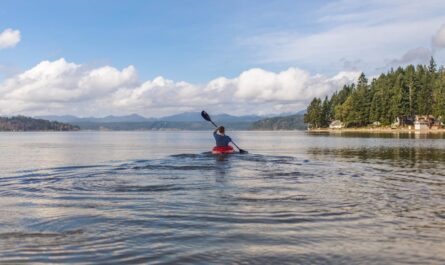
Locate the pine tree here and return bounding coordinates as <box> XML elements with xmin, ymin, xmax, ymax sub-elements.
<box><xmin>304</xmin><ymin>98</ymin><xmax>323</xmax><ymax>128</ymax></box>
<box><xmin>390</xmin><ymin>73</ymin><xmax>404</xmax><ymax>120</ymax></box>
<box><xmin>321</xmin><ymin>96</ymin><xmax>331</xmax><ymax>127</ymax></box>
<box><xmin>405</xmin><ymin>65</ymin><xmax>417</xmax><ymax>118</ymax></box>
<box><xmin>428</xmin><ymin>57</ymin><xmax>437</xmax><ymax>74</ymax></box>
<box><xmin>416</xmin><ymin>65</ymin><xmax>432</xmax><ymax>115</ymax></box>
<box><xmin>433</xmin><ymin>71</ymin><xmax>445</xmax><ymax>122</ymax></box>
<box><xmin>353</xmin><ymin>73</ymin><xmax>370</xmax><ymax>126</ymax></box>
<box><xmin>341</xmin><ymin>96</ymin><xmax>356</xmax><ymax>127</ymax></box>
<box><xmin>370</xmin><ymin>85</ymin><xmax>383</xmax><ymax>123</ymax></box>
<box><xmin>305</xmin><ymin>59</ymin><xmax>445</xmax><ymax>128</ymax></box>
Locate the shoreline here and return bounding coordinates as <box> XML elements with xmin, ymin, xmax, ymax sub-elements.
<box><xmin>308</xmin><ymin>127</ymin><xmax>445</xmax><ymax>133</ymax></box>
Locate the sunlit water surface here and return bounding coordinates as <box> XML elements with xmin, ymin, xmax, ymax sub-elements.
<box><xmin>1</xmin><ymin>131</ymin><xmax>444</xmax><ymax>264</ymax></box>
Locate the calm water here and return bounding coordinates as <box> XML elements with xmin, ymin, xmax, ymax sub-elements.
<box><xmin>1</xmin><ymin>131</ymin><xmax>444</xmax><ymax>264</ymax></box>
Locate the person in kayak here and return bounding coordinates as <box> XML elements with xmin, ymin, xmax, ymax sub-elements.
<box><xmin>213</xmin><ymin>126</ymin><xmax>234</xmax><ymax>153</ymax></box>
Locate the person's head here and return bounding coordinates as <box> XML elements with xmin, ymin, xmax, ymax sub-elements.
<box><xmin>218</xmin><ymin>126</ymin><xmax>225</xmax><ymax>134</ymax></box>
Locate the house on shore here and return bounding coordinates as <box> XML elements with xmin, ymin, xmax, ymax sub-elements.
<box><xmin>329</xmin><ymin>120</ymin><xmax>344</xmax><ymax>129</ymax></box>
<box><xmin>414</xmin><ymin>115</ymin><xmax>439</xmax><ymax>131</ymax></box>
<box><xmin>414</xmin><ymin>120</ymin><xmax>429</xmax><ymax>131</ymax></box>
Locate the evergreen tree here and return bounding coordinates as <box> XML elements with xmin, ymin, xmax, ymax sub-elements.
<box><xmin>340</xmin><ymin>96</ymin><xmax>356</xmax><ymax>127</ymax></box>
<box><xmin>370</xmin><ymin>88</ymin><xmax>383</xmax><ymax>123</ymax></box>
<box><xmin>321</xmin><ymin>96</ymin><xmax>331</xmax><ymax>127</ymax></box>
<box><xmin>433</xmin><ymin>71</ymin><xmax>445</xmax><ymax>121</ymax></box>
<box><xmin>346</xmin><ymin>73</ymin><xmax>370</xmax><ymax>126</ymax></box>
<box><xmin>405</xmin><ymin>65</ymin><xmax>417</xmax><ymax>117</ymax></box>
<box><xmin>415</xmin><ymin>65</ymin><xmax>432</xmax><ymax>115</ymax></box>
<box><xmin>304</xmin><ymin>98</ymin><xmax>322</xmax><ymax>128</ymax></box>
<box><xmin>304</xmin><ymin>58</ymin><xmax>445</xmax><ymax>128</ymax></box>
<box><xmin>428</xmin><ymin>57</ymin><xmax>437</xmax><ymax>74</ymax></box>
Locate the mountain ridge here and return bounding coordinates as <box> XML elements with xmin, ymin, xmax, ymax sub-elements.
<box><xmin>33</xmin><ymin>111</ymin><xmax>307</xmax><ymax>131</ymax></box>
<box><xmin>36</xmin><ymin>112</ymin><xmax>266</xmax><ymax>123</ymax></box>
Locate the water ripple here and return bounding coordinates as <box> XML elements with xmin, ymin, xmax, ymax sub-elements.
<box><xmin>1</xmin><ymin>152</ymin><xmax>444</xmax><ymax>264</ymax></box>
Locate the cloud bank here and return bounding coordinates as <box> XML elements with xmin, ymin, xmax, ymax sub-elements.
<box><xmin>0</xmin><ymin>28</ymin><xmax>21</xmax><ymax>49</ymax></box>
<box><xmin>240</xmin><ymin>0</ymin><xmax>445</xmax><ymax>73</ymax></box>
<box><xmin>0</xmin><ymin>58</ymin><xmax>359</xmax><ymax>117</ymax></box>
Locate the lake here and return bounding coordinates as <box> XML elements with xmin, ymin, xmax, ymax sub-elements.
<box><xmin>1</xmin><ymin>131</ymin><xmax>444</xmax><ymax>264</ymax></box>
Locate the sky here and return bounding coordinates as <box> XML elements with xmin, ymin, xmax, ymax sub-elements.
<box><xmin>1</xmin><ymin>0</ymin><xmax>445</xmax><ymax>117</ymax></box>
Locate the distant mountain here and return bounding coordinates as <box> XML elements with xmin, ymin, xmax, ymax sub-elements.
<box><xmin>86</xmin><ymin>114</ymin><xmax>153</xmax><ymax>123</ymax></box>
<box><xmin>36</xmin><ymin>114</ymin><xmax>154</xmax><ymax>123</ymax></box>
<box><xmin>38</xmin><ymin>112</ymin><xmax>264</xmax><ymax>124</ymax></box>
<box><xmin>250</xmin><ymin>114</ymin><xmax>306</xmax><ymax>130</ymax></box>
<box><xmin>0</xmin><ymin>116</ymin><xmax>79</xmax><ymax>131</ymax></box>
<box><xmin>296</xmin><ymin>109</ymin><xmax>307</xmax><ymax>115</ymax></box>
<box><xmin>33</xmin><ymin>112</ymin><xmax>294</xmax><ymax>130</ymax></box>
<box><xmin>73</xmin><ymin>121</ymin><xmax>252</xmax><ymax>131</ymax></box>
<box><xmin>36</xmin><ymin>115</ymin><xmax>81</xmax><ymax>123</ymax></box>
<box><xmin>212</xmin><ymin>113</ymin><xmax>263</xmax><ymax>123</ymax></box>
<box><xmin>159</xmin><ymin>112</ymin><xmax>204</xmax><ymax>122</ymax></box>
<box><xmin>159</xmin><ymin>112</ymin><xmax>263</xmax><ymax>123</ymax></box>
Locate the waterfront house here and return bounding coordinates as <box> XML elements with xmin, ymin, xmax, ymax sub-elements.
<box><xmin>415</xmin><ymin>115</ymin><xmax>435</xmax><ymax>126</ymax></box>
<box><xmin>329</xmin><ymin>120</ymin><xmax>344</xmax><ymax>129</ymax></box>
<box><xmin>414</xmin><ymin>115</ymin><xmax>436</xmax><ymax>131</ymax></box>
<box><xmin>414</xmin><ymin>120</ymin><xmax>429</xmax><ymax>131</ymax></box>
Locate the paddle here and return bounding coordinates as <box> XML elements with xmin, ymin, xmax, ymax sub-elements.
<box><xmin>201</xmin><ymin>110</ymin><xmax>248</xmax><ymax>154</ymax></box>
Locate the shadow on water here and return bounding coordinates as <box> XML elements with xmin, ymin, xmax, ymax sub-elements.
<box><xmin>1</xmin><ymin>151</ymin><xmax>445</xmax><ymax>264</ymax></box>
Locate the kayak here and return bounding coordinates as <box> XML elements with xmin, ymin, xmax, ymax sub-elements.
<box><xmin>212</xmin><ymin>146</ymin><xmax>234</xmax><ymax>154</ymax></box>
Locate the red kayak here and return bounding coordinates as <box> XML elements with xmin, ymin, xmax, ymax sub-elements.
<box><xmin>212</xmin><ymin>146</ymin><xmax>234</xmax><ymax>154</ymax></box>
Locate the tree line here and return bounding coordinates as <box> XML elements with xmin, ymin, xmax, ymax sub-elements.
<box><xmin>0</xmin><ymin>116</ymin><xmax>80</xmax><ymax>131</ymax></box>
<box><xmin>304</xmin><ymin>57</ymin><xmax>445</xmax><ymax>128</ymax></box>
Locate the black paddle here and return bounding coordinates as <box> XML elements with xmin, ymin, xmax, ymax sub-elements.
<box><xmin>201</xmin><ymin>110</ymin><xmax>248</xmax><ymax>154</ymax></box>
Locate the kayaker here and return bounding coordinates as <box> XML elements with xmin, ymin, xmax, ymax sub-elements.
<box><xmin>212</xmin><ymin>126</ymin><xmax>234</xmax><ymax>153</ymax></box>
<box><xmin>214</xmin><ymin>126</ymin><xmax>232</xmax><ymax>146</ymax></box>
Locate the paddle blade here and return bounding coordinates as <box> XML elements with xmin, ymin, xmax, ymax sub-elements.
<box><xmin>201</xmin><ymin>110</ymin><xmax>211</xmax><ymax>122</ymax></box>
<box><xmin>239</xmin><ymin>149</ymin><xmax>248</xmax><ymax>154</ymax></box>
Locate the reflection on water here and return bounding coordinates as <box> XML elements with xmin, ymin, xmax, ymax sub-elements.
<box><xmin>308</xmin><ymin>131</ymin><xmax>445</xmax><ymax>139</ymax></box>
<box><xmin>0</xmin><ymin>131</ymin><xmax>444</xmax><ymax>264</ymax></box>
<box><xmin>309</xmin><ymin>147</ymin><xmax>445</xmax><ymax>164</ymax></box>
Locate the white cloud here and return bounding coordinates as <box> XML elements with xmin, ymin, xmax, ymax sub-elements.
<box><xmin>0</xmin><ymin>58</ymin><xmax>359</xmax><ymax>117</ymax></box>
<box><xmin>0</xmin><ymin>28</ymin><xmax>21</xmax><ymax>49</ymax></box>
<box><xmin>239</xmin><ymin>0</ymin><xmax>445</xmax><ymax>73</ymax></box>
<box><xmin>318</xmin><ymin>0</ymin><xmax>445</xmax><ymax>25</ymax></box>
<box><xmin>245</xmin><ymin>19</ymin><xmax>443</xmax><ymax>69</ymax></box>
<box><xmin>0</xmin><ymin>58</ymin><xmax>137</xmax><ymax>115</ymax></box>
<box><xmin>232</xmin><ymin>68</ymin><xmax>354</xmax><ymax>103</ymax></box>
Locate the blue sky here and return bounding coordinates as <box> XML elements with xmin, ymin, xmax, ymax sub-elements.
<box><xmin>1</xmin><ymin>0</ymin><xmax>445</xmax><ymax>117</ymax></box>
<box><xmin>0</xmin><ymin>0</ymin><xmax>327</xmax><ymax>82</ymax></box>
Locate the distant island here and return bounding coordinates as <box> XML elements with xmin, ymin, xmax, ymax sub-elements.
<box><xmin>304</xmin><ymin>57</ymin><xmax>445</xmax><ymax>132</ymax></box>
<box><xmin>0</xmin><ymin>116</ymin><xmax>80</xmax><ymax>131</ymax></box>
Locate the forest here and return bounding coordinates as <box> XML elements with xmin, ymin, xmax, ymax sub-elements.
<box><xmin>304</xmin><ymin>57</ymin><xmax>445</xmax><ymax>128</ymax></box>
<box><xmin>0</xmin><ymin>116</ymin><xmax>80</xmax><ymax>131</ymax></box>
